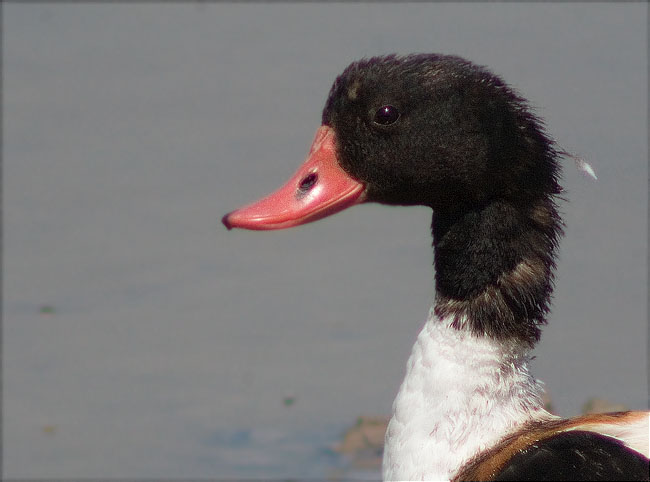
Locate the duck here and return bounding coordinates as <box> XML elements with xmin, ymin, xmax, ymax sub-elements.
<box><xmin>222</xmin><ymin>54</ymin><xmax>649</xmax><ymax>481</ymax></box>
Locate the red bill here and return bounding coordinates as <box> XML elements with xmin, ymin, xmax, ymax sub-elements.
<box><xmin>222</xmin><ymin>126</ymin><xmax>366</xmax><ymax>231</ymax></box>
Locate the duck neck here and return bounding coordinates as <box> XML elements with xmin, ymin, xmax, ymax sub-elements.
<box><xmin>431</xmin><ymin>196</ymin><xmax>563</xmax><ymax>345</ymax></box>
<box><xmin>382</xmin><ymin>312</ymin><xmax>553</xmax><ymax>481</ymax></box>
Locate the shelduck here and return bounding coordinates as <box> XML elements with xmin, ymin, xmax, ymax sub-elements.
<box><xmin>222</xmin><ymin>54</ymin><xmax>649</xmax><ymax>481</ymax></box>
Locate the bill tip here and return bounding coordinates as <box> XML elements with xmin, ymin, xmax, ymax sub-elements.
<box><xmin>221</xmin><ymin>213</ymin><xmax>234</xmax><ymax>230</ymax></box>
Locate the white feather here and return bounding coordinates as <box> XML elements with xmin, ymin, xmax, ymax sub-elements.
<box><xmin>574</xmin><ymin>157</ymin><xmax>598</xmax><ymax>181</ymax></box>
<box><xmin>565</xmin><ymin>152</ymin><xmax>598</xmax><ymax>181</ymax></box>
<box><xmin>382</xmin><ymin>309</ymin><xmax>554</xmax><ymax>481</ymax></box>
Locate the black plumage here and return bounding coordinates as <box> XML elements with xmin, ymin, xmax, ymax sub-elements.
<box><xmin>494</xmin><ymin>431</ymin><xmax>649</xmax><ymax>481</ymax></box>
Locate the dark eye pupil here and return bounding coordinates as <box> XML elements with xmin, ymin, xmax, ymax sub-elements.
<box><xmin>374</xmin><ymin>105</ymin><xmax>400</xmax><ymax>125</ymax></box>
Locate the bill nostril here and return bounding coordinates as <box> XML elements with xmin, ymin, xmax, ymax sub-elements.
<box><xmin>297</xmin><ymin>172</ymin><xmax>318</xmax><ymax>196</ymax></box>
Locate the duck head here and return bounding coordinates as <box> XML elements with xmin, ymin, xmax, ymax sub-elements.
<box><xmin>223</xmin><ymin>54</ymin><xmax>564</xmax><ymax>345</ymax></box>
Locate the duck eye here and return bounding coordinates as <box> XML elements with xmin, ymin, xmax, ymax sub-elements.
<box><xmin>373</xmin><ymin>105</ymin><xmax>400</xmax><ymax>126</ymax></box>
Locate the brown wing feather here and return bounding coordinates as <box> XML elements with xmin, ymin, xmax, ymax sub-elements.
<box><xmin>454</xmin><ymin>411</ymin><xmax>649</xmax><ymax>481</ymax></box>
